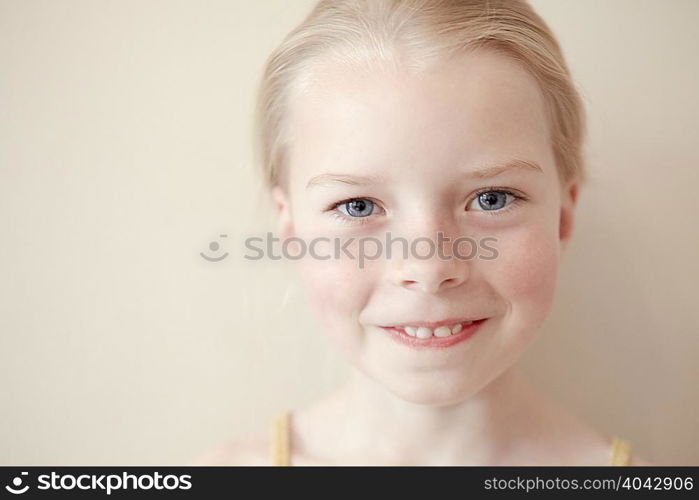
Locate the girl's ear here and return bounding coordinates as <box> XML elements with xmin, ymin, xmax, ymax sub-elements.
<box><xmin>559</xmin><ymin>179</ymin><xmax>579</xmax><ymax>253</ymax></box>
<box><xmin>272</xmin><ymin>186</ymin><xmax>295</xmax><ymax>242</ymax></box>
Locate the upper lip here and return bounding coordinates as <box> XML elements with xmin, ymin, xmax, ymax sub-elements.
<box><xmin>383</xmin><ymin>317</ymin><xmax>486</xmax><ymax>329</ymax></box>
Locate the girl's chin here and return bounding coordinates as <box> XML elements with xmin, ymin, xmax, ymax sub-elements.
<box><xmin>369</xmin><ymin>374</ymin><xmax>491</xmax><ymax>406</ymax></box>
<box><xmin>386</xmin><ymin>388</ymin><xmax>478</xmax><ymax>406</ymax></box>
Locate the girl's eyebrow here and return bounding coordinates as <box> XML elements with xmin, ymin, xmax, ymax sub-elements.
<box><xmin>466</xmin><ymin>159</ymin><xmax>544</xmax><ymax>179</ymax></box>
<box><xmin>305</xmin><ymin>159</ymin><xmax>543</xmax><ymax>189</ymax></box>
<box><xmin>306</xmin><ymin>173</ymin><xmax>384</xmax><ymax>189</ymax></box>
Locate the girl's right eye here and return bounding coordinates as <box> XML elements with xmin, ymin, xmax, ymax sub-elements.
<box><xmin>327</xmin><ymin>197</ymin><xmax>385</xmax><ymax>225</ymax></box>
<box><xmin>337</xmin><ymin>198</ymin><xmax>376</xmax><ymax>217</ymax></box>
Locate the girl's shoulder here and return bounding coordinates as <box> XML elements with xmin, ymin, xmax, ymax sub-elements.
<box><xmin>627</xmin><ymin>454</ymin><xmax>653</xmax><ymax>466</ymax></box>
<box><xmin>191</xmin><ymin>429</ymin><xmax>271</xmax><ymax>466</ymax></box>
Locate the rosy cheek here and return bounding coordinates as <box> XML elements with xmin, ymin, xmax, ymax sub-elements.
<box><xmin>486</xmin><ymin>226</ymin><xmax>560</xmax><ymax>327</ymax></box>
<box><xmin>297</xmin><ymin>255</ymin><xmax>374</xmax><ymax>354</ymax></box>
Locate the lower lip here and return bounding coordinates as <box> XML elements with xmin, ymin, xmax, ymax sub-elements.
<box><xmin>380</xmin><ymin>319</ymin><xmax>487</xmax><ymax>350</ymax></box>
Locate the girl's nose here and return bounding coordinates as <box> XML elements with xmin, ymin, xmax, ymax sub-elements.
<box><xmin>388</xmin><ymin>230</ymin><xmax>471</xmax><ymax>294</ymax></box>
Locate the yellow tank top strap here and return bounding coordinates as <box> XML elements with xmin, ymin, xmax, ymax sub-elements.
<box><xmin>608</xmin><ymin>436</ymin><xmax>631</xmax><ymax>466</ymax></box>
<box><xmin>270</xmin><ymin>411</ymin><xmax>291</xmax><ymax>466</ymax></box>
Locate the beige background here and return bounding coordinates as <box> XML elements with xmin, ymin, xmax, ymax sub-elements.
<box><xmin>1</xmin><ymin>0</ymin><xmax>697</xmax><ymax>465</ymax></box>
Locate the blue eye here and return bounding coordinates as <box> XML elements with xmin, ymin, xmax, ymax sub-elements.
<box><xmin>468</xmin><ymin>190</ymin><xmax>514</xmax><ymax>211</ymax></box>
<box><xmin>337</xmin><ymin>198</ymin><xmax>375</xmax><ymax>217</ymax></box>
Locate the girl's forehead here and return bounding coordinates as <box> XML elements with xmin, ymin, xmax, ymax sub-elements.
<box><xmin>285</xmin><ymin>50</ymin><xmax>554</xmax><ymax>185</ymax></box>
<box><xmin>288</xmin><ymin>49</ymin><xmax>548</xmax><ymax>130</ymax></box>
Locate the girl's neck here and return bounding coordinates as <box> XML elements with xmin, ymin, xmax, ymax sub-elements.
<box><xmin>294</xmin><ymin>365</ymin><xmax>556</xmax><ymax>465</ymax></box>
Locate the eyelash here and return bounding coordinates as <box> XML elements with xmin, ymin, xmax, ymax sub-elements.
<box><xmin>469</xmin><ymin>187</ymin><xmax>526</xmax><ymax>217</ymax></box>
<box><xmin>326</xmin><ymin>188</ymin><xmax>527</xmax><ymax>225</ymax></box>
<box><xmin>327</xmin><ymin>197</ymin><xmax>384</xmax><ymax>226</ymax></box>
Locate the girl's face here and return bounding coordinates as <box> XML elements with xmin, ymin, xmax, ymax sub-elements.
<box><xmin>274</xmin><ymin>49</ymin><xmax>578</xmax><ymax>405</ymax></box>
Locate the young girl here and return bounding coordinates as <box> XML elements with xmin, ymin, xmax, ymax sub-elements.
<box><xmin>198</xmin><ymin>0</ymin><xmax>650</xmax><ymax>466</ymax></box>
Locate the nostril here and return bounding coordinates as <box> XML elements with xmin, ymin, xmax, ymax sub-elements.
<box><xmin>441</xmin><ymin>277</ymin><xmax>464</xmax><ymax>289</ymax></box>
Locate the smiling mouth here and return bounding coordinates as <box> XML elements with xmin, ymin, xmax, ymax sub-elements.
<box><xmin>380</xmin><ymin>318</ymin><xmax>488</xmax><ymax>349</ymax></box>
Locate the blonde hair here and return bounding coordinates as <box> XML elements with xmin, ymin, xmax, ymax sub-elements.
<box><xmin>254</xmin><ymin>0</ymin><xmax>586</xmax><ymax>191</ymax></box>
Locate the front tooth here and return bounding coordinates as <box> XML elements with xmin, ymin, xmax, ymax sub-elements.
<box><xmin>404</xmin><ymin>326</ymin><xmax>417</xmax><ymax>337</ymax></box>
<box><xmin>434</xmin><ymin>326</ymin><xmax>452</xmax><ymax>337</ymax></box>
<box><xmin>451</xmin><ymin>323</ymin><xmax>463</xmax><ymax>334</ymax></box>
<box><xmin>416</xmin><ymin>327</ymin><xmax>433</xmax><ymax>339</ymax></box>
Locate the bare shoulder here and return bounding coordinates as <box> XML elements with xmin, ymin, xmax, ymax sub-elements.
<box><xmin>628</xmin><ymin>454</ymin><xmax>654</xmax><ymax>466</ymax></box>
<box><xmin>572</xmin><ymin>432</ymin><xmax>654</xmax><ymax>466</ymax></box>
<box><xmin>190</xmin><ymin>429</ymin><xmax>271</xmax><ymax>466</ymax></box>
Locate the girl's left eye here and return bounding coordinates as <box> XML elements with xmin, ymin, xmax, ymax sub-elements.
<box><xmin>467</xmin><ymin>189</ymin><xmax>521</xmax><ymax>212</ymax></box>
